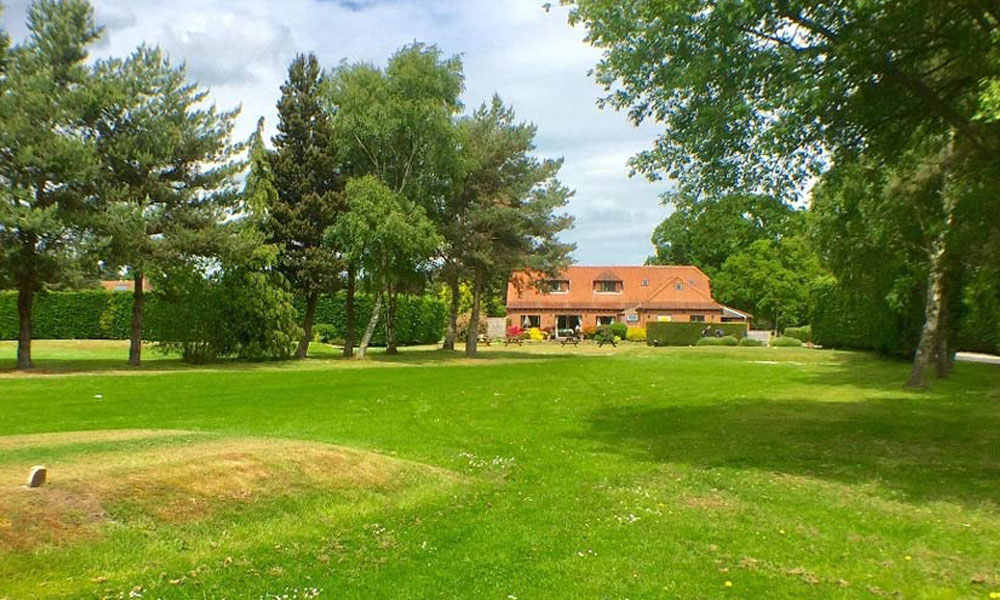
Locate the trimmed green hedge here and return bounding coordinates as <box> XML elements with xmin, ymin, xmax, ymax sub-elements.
<box><xmin>738</xmin><ymin>336</ymin><xmax>764</xmax><ymax>347</ymax></box>
<box><xmin>0</xmin><ymin>290</ymin><xmax>150</xmax><ymax>340</ymax></box>
<box><xmin>772</xmin><ymin>336</ymin><xmax>803</xmax><ymax>347</ymax></box>
<box><xmin>2</xmin><ymin>290</ymin><xmax>445</xmax><ymax>346</ymax></box>
<box><xmin>646</xmin><ymin>322</ymin><xmax>748</xmax><ymax>346</ymax></box>
<box><xmin>306</xmin><ymin>292</ymin><xmax>445</xmax><ymax>346</ymax></box>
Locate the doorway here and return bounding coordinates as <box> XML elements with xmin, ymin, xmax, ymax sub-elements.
<box><xmin>556</xmin><ymin>315</ymin><xmax>581</xmax><ymax>337</ymax></box>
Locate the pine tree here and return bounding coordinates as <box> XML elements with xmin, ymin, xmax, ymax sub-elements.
<box><xmin>92</xmin><ymin>45</ymin><xmax>243</xmax><ymax>366</ymax></box>
<box><xmin>0</xmin><ymin>0</ymin><xmax>101</xmax><ymax>369</ymax></box>
<box><xmin>266</xmin><ymin>54</ymin><xmax>343</xmax><ymax>359</ymax></box>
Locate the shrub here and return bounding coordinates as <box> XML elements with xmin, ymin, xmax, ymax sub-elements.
<box><xmin>625</xmin><ymin>327</ymin><xmax>646</xmax><ymax>342</ymax></box>
<box><xmin>314</xmin><ymin>323</ymin><xmax>339</xmax><ymax>344</ymax></box>
<box><xmin>506</xmin><ymin>325</ymin><xmax>523</xmax><ymax>338</ymax></box>
<box><xmin>772</xmin><ymin>336</ymin><xmax>803</xmax><ymax>347</ymax></box>
<box><xmin>696</xmin><ymin>335</ymin><xmax>738</xmax><ymax>346</ymax></box>
<box><xmin>738</xmin><ymin>336</ymin><xmax>764</xmax><ymax>347</ymax></box>
<box><xmin>581</xmin><ymin>325</ymin><xmax>597</xmax><ymax>339</ymax></box>
<box><xmin>150</xmin><ymin>260</ymin><xmax>301</xmax><ymax>363</ymax></box>
<box><xmin>609</xmin><ymin>322</ymin><xmax>628</xmax><ymax>339</ymax></box>
<box><xmin>528</xmin><ymin>327</ymin><xmax>545</xmax><ymax>341</ymax></box>
<box><xmin>311</xmin><ymin>292</ymin><xmax>445</xmax><ymax>346</ymax></box>
<box><xmin>594</xmin><ymin>325</ymin><xmax>616</xmax><ymax>344</ymax></box>
<box><xmin>783</xmin><ymin>325</ymin><xmax>812</xmax><ymax>343</ymax></box>
<box><xmin>646</xmin><ymin>322</ymin><xmax>747</xmax><ymax>346</ymax></box>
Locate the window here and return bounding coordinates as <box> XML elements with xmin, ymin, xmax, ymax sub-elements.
<box><xmin>546</xmin><ymin>280</ymin><xmax>569</xmax><ymax>293</ymax></box>
<box><xmin>675</xmin><ymin>282</ymin><xmax>684</xmax><ymax>291</ymax></box>
<box><xmin>641</xmin><ymin>279</ymin><xmax>649</xmax><ymax>286</ymax></box>
<box><xmin>597</xmin><ymin>316</ymin><xmax>615</xmax><ymax>326</ymax></box>
<box><xmin>521</xmin><ymin>315</ymin><xmax>541</xmax><ymax>328</ymax></box>
<box><xmin>690</xmin><ymin>315</ymin><xmax>705</xmax><ymax>322</ymax></box>
<box><xmin>595</xmin><ymin>280</ymin><xmax>620</xmax><ymax>293</ymax></box>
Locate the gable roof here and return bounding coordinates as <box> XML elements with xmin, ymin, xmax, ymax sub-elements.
<box><xmin>506</xmin><ymin>265</ymin><xmax>725</xmax><ymax>312</ymax></box>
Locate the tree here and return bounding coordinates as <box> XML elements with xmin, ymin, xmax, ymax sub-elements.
<box><xmin>324</xmin><ymin>43</ymin><xmax>464</xmax><ymax>356</ymax></box>
<box><xmin>327</xmin><ymin>176</ymin><xmax>441</xmax><ymax>357</ymax></box>
<box><xmin>243</xmin><ymin>117</ymin><xmax>278</xmax><ymax>221</ymax></box>
<box><xmin>92</xmin><ymin>45</ymin><xmax>243</xmax><ymax>366</ymax></box>
<box><xmin>565</xmin><ymin>0</ymin><xmax>1000</xmax><ymax>387</ymax></box>
<box><xmin>648</xmin><ymin>194</ymin><xmax>800</xmax><ymax>275</ymax></box>
<box><xmin>450</xmin><ymin>96</ymin><xmax>575</xmax><ymax>357</ymax></box>
<box><xmin>714</xmin><ymin>237</ymin><xmax>821</xmax><ymax>332</ymax></box>
<box><xmin>0</xmin><ymin>0</ymin><xmax>101</xmax><ymax>370</ymax></box>
<box><xmin>266</xmin><ymin>54</ymin><xmax>344</xmax><ymax>359</ymax></box>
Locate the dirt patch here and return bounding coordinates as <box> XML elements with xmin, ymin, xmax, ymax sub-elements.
<box><xmin>0</xmin><ymin>432</ymin><xmax>458</xmax><ymax>552</ymax></box>
<box><xmin>681</xmin><ymin>491</ymin><xmax>738</xmax><ymax>511</ymax></box>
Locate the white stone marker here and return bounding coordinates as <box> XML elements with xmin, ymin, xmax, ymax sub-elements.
<box><xmin>27</xmin><ymin>466</ymin><xmax>46</xmax><ymax>488</ymax></box>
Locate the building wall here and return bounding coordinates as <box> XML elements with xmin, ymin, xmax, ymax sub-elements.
<box><xmin>508</xmin><ymin>309</ymin><xmax>724</xmax><ymax>330</ymax></box>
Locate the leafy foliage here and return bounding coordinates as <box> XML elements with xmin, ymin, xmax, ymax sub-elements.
<box><xmin>772</xmin><ymin>336</ymin><xmax>804</xmax><ymax>348</ymax></box>
<box><xmin>646</xmin><ymin>322</ymin><xmax>747</xmax><ymax>347</ymax></box>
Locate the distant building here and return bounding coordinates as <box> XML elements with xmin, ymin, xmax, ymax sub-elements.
<box><xmin>506</xmin><ymin>265</ymin><xmax>749</xmax><ymax>335</ymax></box>
<box><xmin>100</xmin><ymin>279</ymin><xmax>152</xmax><ymax>293</ymax></box>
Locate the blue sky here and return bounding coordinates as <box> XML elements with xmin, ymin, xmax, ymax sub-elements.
<box><xmin>1</xmin><ymin>0</ymin><xmax>674</xmax><ymax>264</ymax></box>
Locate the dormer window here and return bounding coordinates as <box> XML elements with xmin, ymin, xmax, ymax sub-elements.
<box><xmin>641</xmin><ymin>279</ymin><xmax>649</xmax><ymax>286</ymax></box>
<box><xmin>594</xmin><ymin>280</ymin><xmax>622</xmax><ymax>294</ymax></box>
<box><xmin>675</xmin><ymin>282</ymin><xmax>684</xmax><ymax>291</ymax></box>
<box><xmin>546</xmin><ymin>279</ymin><xmax>569</xmax><ymax>294</ymax></box>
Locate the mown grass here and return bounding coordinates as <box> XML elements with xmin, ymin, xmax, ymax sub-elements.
<box><xmin>0</xmin><ymin>340</ymin><xmax>998</xmax><ymax>599</ymax></box>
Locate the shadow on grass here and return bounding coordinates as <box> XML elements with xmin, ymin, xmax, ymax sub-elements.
<box><xmin>586</xmin><ymin>394</ymin><xmax>1000</xmax><ymax>509</ymax></box>
<box><xmin>0</xmin><ymin>344</ymin><xmax>577</xmax><ymax>375</ymax></box>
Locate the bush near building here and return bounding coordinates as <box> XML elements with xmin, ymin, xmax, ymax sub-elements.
<box><xmin>646</xmin><ymin>322</ymin><xmax>747</xmax><ymax>346</ymax></box>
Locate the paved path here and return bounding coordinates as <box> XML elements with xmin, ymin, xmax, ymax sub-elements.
<box><xmin>956</xmin><ymin>352</ymin><xmax>1000</xmax><ymax>365</ymax></box>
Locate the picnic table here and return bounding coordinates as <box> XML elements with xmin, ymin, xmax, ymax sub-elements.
<box><xmin>597</xmin><ymin>337</ymin><xmax>617</xmax><ymax>348</ymax></box>
<box><xmin>477</xmin><ymin>334</ymin><xmax>492</xmax><ymax>347</ymax></box>
<box><xmin>503</xmin><ymin>336</ymin><xmax>523</xmax><ymax>346</ymax></box>
<box><xmin>559</xmin><ymin>335</ymin><xmax>581</xmax><ymax>347</ymax></box>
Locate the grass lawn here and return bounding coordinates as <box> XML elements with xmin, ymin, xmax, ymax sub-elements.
<box><xmin>1</xmin><ymin>340</ymin><xmax>998</xmax><ymax>599</ymax></box>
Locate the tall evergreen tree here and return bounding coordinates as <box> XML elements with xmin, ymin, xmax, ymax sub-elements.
<box><xmin>451</xmin><ymin>96</ymin><xmax>575</xmax><ymax>357</ymax></box>
<box><xmin>93</xmin><ymin>45</ymin><xmax>243</xmax><ymax>366</ymax></box>
<box><xmin>266</xmin><ymin>53</ymin><xmax>343</xmax><ymax>359</ymax></box>
<box><xmin>0</xmin><ymin>0</ymin><xmax>101</xmax><ymax>370</ymax></box>
<box><xmin>243</xmin><ymin>117</ymin><xmax>278</xmax><ymax>221</ymax></box>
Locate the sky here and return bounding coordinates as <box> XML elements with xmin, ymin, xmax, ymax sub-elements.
<box><xmin>1</xmin><ymin>0</ymin><xmax>674</xmax><ymax>264</ymax></box>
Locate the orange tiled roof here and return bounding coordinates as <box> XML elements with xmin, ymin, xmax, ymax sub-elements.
<box><xmin>507</xmin><ymin>265</ymin><xmax>724</xmax><ymax>311</ymax></box>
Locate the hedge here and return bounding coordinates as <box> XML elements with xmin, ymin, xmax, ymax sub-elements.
<box><xmin>772</xmin><ymin>336</ymin><xmax>803</xmax><ymax>347</ymax></box>
<box><xmin>696</xmin><ymin>335</ymin><xmax>738</xmax><ymax>346</ymax></box>
<box><xmin>0</xmin><ymin>290</ymin><xmax>151</xmax><ymax>340</ymax></box>
<box><xmin>646</xmin><ymin>322</ymin><xmax>748</xmax><ymax>346</ymax></box>
<box><xmin>809</xmin><ymin>277</ymin><xmax>921</xmax><ymax>356</ymax></box>
<box><xmin>306</xmin><ymin>292</ymin><xmax>445</xmax><ymax>346</ymax></box>
<box><xmin>2</xmin><ymin>290</ymin><xmax>445</xmax><ymax>346</ymax></box>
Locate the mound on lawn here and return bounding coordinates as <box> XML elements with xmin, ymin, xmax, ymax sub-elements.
<box><xmin>0</xmin><ymin>429</ymin><xmax>459</xmax><ymax>552</ymax></box>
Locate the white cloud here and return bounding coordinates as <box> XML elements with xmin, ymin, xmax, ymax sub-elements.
<box><xmin>1</xmin><ymin>0</ymin><xmax>674</xmax><ymax>264</ymax></box>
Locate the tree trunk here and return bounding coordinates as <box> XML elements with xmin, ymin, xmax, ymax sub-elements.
<box><xmin>296</xmin><ymin>291</ymin><xmax>318</xmax><ymax>360</ymax></box>
<box><xmin>358</xmin><ymin>293</ymin><xmax>383</xmax><ymax>359</ymax></box>
<box><xmin>15</xmin><ymin>277</ymin><xmax>33</xmax><ymax>370</ymax></box>
<box><xmin>343</xmin><ymin>264</ymin><xmax>356</xmax><ymax>358</ymax></box>
<box><xmin>934</xmin><ymin>292</ymin><xmax>954</xmax><ymax>378</ymax></box>
<box><xmin>465</xmin><ymin>271</ymin><xmax>482</xmax><ymax>358</ymax></box>
<box><xmin>128</xmin><ymin>272</ymin><xmax>144</xmax><ymax>367</ymax></box>
<box><xmin>385</xmin><ymin>287</ymin><xmax>398</xmax><ymax>355</ymax></box>
<box><xmin>443</xmin><ymin>273</ymin><xmax>459</xmax><ymax>351</ymax></box>
<box><xmin>906</xmin><ymin>154</ymin><xmax>957</xmax><ymax>389</ymax></box>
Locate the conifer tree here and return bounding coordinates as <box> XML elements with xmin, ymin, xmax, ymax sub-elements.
<box><xmin>266</xmin><ymin>54</ymin><xmax>343</xmax><ymax>359</ymax></box>
<box><xmin>93</xmin><ymin>45</ymin><xmax>242</xmax><ymax>366</ymax></box>
<box><xmin>0</xmin><ymin>0</ymin><xmax>101</xmax><ymax>370</ymax></box>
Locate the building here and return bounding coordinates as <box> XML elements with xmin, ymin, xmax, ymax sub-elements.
<box><xmin>506</xmin><ymin>265</ymin><xmax>749</xmax><ymax>335</ymax></box>
<box><xmin>100</xmin><ymin>279</ymin><xmax>152</xmax><ymax>293</ymax></box>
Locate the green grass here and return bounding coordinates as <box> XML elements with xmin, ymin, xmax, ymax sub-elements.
<box><xmin>1</xmin><ymin>340</ymin><xmax>998</xmax><ymax>599</ymax></box>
